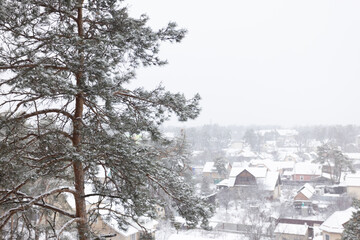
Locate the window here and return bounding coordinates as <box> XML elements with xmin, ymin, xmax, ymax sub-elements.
<box><xmin>300</xmin><ymin>176</ymin><xmax>304</xmax><ymax>180</ymax></box>
<box><xmin>325</xmin><ymin>234</ymin><xmax>330</xmax><ymax>240</ymax></box>
<box><xmin>130</xmin><ymin>233</ymin><xmax>136</xmax><ymax>240</ymax></box>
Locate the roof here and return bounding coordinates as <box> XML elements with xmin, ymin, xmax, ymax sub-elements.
<box><xmin>104</xmin><ymin>217</ymin><xmax>139</xmax><ymax>236</ymax></box>
<box><xmin>276</xmin><ymin>129</ymin><xmax>299</xmax><ymax>137</ymax></box>
<box><xmin>249</xmin><ymin>159</ymin><xmax>295</xmax><ymax>171</ymax></box>
<box><xmin>203</xmin><ymin>161</ymin><xmax>230</xmax><ymax>173</ymax></box>
<box><xmin>345</xmin><ymin>152</ymin><xmax>360</xmax><ymax>160</ymax></box>
<box><xmin>293</xmin><ymin>162</ymin><xmax>322</xmax><ymax>176</ymax></box>
<box><xmin>203</xmin><ymin>162</ymin><xmax>215</xmax><ymax>173</ymax></box>
<box><xmin>274</xmin><ymin>223</ymin><xmax>308</xmax><ymax>235</ymax></box>
<box><xmin>227</xmin><ymin>167</ymin><xmax>279</xmax><ymax>190</ymax></box>
<box><xmin>297</xmin><ymin>183</ymin><xmax>315</xmax><ymax>199</ymax></box>
<box><xmin>239</xmin><ymin>150</ymin><xmax>257</xmax><ymax>158</ymax></box>
<box><xmin>229</xmin><ymin>167</ymin><xmax>267</xmax><ymax>178</ymax></box>
<box><xmin>102</xmin><ymin>216</ymin><xmax>158</xmax><ymax>237</ymax></box>
<box><xmin>259</xmin><ymin>171</ymin><xmax>280</xmax><ymax>191</ymax></box>
<box><xmin>216</xmin><ymin>178</ymin><xmax>230</xmax><ymax>186</ymax></box>
<box><xmin>340</xmin><ymin>173</ymin><xmax>360</xmax><ymax>187</ymax></box>
<box><xmin>320</xmin><ymin>207</ymin><xmax>356</xmax><ymax>234</ymax></box>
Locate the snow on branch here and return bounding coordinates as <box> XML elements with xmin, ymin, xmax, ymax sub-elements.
<box><xmin>0</xmin><ymin>187</ymin><xmax>77</xmax><ymax>230</ymax></box>
<box><xmin>56</xmin><ymin>217</ymin><xmax>81</xmax><ymax>240</ymax></box>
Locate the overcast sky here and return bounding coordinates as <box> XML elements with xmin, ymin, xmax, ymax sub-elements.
<box><xmin>127</xmin><ymin>0</ymin><xmax>360</xmax><ymax>127</ymax></box>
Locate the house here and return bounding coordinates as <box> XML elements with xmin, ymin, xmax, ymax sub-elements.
<box><xmin>238</xmin><ymin>148</ymin><xmax>258</xmax><ymax>161</ymax></box>
<box><xmin>344</xmin><ymin>152</ymin><xmax>360</xmax><ymax>168</ymax></box>
<box><xmin>92</xmin><ymin>215</ymin><xmax>158</xmax><ymax>240</ymax></box>
<box><xmin>202</xmin><ymin>161</ymin><xmax>232</xmax><ymax>184</ymax></box>
<box><xmin>292</xmin><ymin>162</ymin><xmax>322</xmax><ymax>181</ymax></box>
<box><xmin>319</xmin><ymin>207</ymin><xmax>355</xmax><ymax>240</ymax></box>
<box><xmin>339</xmin><ymin>173</ymin><xmax>360</xmax><ymax>199</ymax></box>
<box><xmin>249</xmin><ymin>159</ymin><xmax>295</xmax><ymax>176</ymax></box>
<box><xmin>64</xmin><ymin>181</ymin><xmax>158</xmax><ymax>240</ymax></box>
<box><xmin>226</xmin><ymin>167</ymin><xmax>281</xmax><ymax>199</ymax></box>
<box><xmin>293</xmin><ymin>183</ymin><xmax>315</xmax><ymax>213</ymax></box>
<box><xmin>274</xmin><ymin>223</ymin><xmax>309</xmax><ymax>240</ymax></box>
<box><xmin>277</xmin><ymin>218</ymin><xmax>324</xmax><ymax>239</ymax></box>
<box><xmin>294</xmin><ymin>183</ymin><xmax>315</xmax><ymax>202</ymax></box>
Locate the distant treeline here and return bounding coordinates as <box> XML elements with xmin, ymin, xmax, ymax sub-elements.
<box><xmin>164</xmin><ymin>124</ymin><xmax>360</xmax><ymax>153</ymax></box>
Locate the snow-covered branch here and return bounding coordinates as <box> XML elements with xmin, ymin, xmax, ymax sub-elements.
<box><xmin>0</xmin><ymin>187</ymin><xmax>77</xmax><ymax>230</ymax></box>
<box><xmin>56</xmin><ymin>217</ymin><xmax>81</xmax><ymax>240</ymax></box>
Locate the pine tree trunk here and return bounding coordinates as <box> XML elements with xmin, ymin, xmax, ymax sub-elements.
<box><xmin>73</xmin><ymin>1</ymin><xmax>89</xmax><ymax>239</ymax></box>
<box><xmin>73</xmin><ymin>83</ymin><xmax>89</xmax><ymax>240</ymax></box>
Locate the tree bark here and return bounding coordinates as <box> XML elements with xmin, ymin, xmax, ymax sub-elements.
<box><xmin>72</xmin><ymin>1</ymin><xmax>89</xmax><ymax>239</ymax></box>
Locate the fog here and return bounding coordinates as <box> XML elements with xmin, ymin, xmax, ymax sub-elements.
<box><xmin>127</xmin><ymin>0</ymin><xmax>360</xmax><ymax>127</ymax></box>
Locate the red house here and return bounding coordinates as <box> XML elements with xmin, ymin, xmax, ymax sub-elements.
<box><xmin>292</xmin><ymin>162</ymin><xmax>322</xmax><ymax>181</ymax></box>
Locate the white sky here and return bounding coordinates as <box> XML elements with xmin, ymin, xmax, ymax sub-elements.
<box><xmin>127</xmin><ymin>0</ymin><xmax>360</xmax><ymax>127</ymax></box>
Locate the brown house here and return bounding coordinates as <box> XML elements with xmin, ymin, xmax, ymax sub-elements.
<box><xmin>227</xmin><ymin>167</ymin><xmax>281</xmax><ymax>199</ymax></box>
<box><xmin>234</xmin><ymin>169</ymin><xmax>257</xmax><ymax>185</ymax></box>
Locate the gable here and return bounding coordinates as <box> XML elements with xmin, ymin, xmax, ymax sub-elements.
<box><xmin>234</xmin><ymin>169</ymin><xmax>256</xmax><ymax>185</ymax></box>
<box><xmin>294</xmin><ymin>192</ymin><xmax>309</xmax><ymax>201</ymax></box>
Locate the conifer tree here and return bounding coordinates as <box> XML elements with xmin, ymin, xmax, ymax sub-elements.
<box><xmin>0</xmin><ymin>1</ymin><xmax>211</xmax><ymax>239</ymax></box>
<box><xmin>342</xmin><ymin>200</ymin><xmax>360</xmax><ymax>240</ymax></box>
<box><xmin>316</xmin><ymin>143</ymin><xmax>354</xmax><ymax>183</ymax></box>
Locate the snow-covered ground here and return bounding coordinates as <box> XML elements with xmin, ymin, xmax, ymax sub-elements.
<box><xmin>158</xmin><ymin>229</ymin><xmax>245</xmax><ymax>240</ymax></box>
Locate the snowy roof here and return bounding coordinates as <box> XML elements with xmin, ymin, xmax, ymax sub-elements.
<box><xmin>216</xmin><ymin>179</ymin><xmax>230</xmax><ymax>186</ymax></box>
<box><xmin>239</xmin><ymin>150</ymin><xmax>257</xmax><ymax>158</ymax></box>
<box><xmin>231</xmin><ymin>161</ymin><xmax>248</xmax><ymax>168</ymax></box>
<box><xmin>277</xmin><ymin>151</ymin><xmax>300</xmax><ymax>161</ymax></box>
<box><xmin>259</xmin><ymin>171</ymin><xmax>280</xmax><ymax>191</ymax></box>
<box><xmin>249</xmin><ymin>159</ymin><xmax>294</xmax><ymax>171</ymax></box>
<box><xmin>227</xmin><ymin>178</ymin><xmax>236</xmax><ymax>187</ymax></box>
<box><xmin>203</xmin><ymin>162</ymin><xmax>215</xmax><ymax>173</ymax></box>
<box><xmin>320</xmin><ymin>207</ymin><xmax>356</xmax><ymax>234</ymax></box>
<box><xmin>229</xmin><ymin>167</ymin><xmax>267</xmax><ymax>178</ymax></box>
<box><xmin>249</xmin><ymin>159</ymin><xmax>277</xmax><ymax>171</ymax></box>
<box><xmin>344</xmin><ymin>152</ymin><xmax>360</xmax><ymax>160</ymax></box>
<box><xmin>276</xmin><ymin>129</ymin><xmax>299</xmax><ymax>137</ymax></box>
<box><xmin>203</xmin><ymin>161</ymin><xmax>230</xmax><ymax>173</ymax></box>
<box><xmin>276</xmin><ymin>161</ymin><xmax>295</xmax><ymax>169</ymax></box>
<box><xmin>274</xmin><ymin>223</ymin><xmax>308</xmax><ymax>235</ymax></box>
<box><xmin>283</xmin><ymin>170</ymin><xmax>293</xmax><ymax>176</ymax></box>
<box><xmin>229</xmin><ymin>142</ymin><xmax>244</xmax><ymax>149</ymax></box>
<box><xmin>222</xmin><ymin>148</ymin><xmax>242</xmax><ymax>157</ymax></box>
<box><xmin>293</xmin><ymin>162</ymin><xmax>322</xmax><ymax>175</ymax></box>
<box><xmin>101</xmin><ymin>216</ymin><xmax>158</xmax><ymax>237</ymax></box>
<box><xmin>104</xmin><ymin>216</ymin><xmax>139</xmax><ymax>236</ymax></box>
<box><xmin>227</xmin><ymin>167</ymin><xmax>279</xmax><ymax>190</ymax></box>
<box><xmin>340</xmin><ymin>173</ymin><xmax>360</xmax><ymax>187</ymax></box>
<box><xmin>297</xmin><ymin>183</ymin><xmax>315</xmax><ymax>199</ymax></box>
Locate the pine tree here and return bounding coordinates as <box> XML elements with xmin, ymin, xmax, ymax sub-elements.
<box><xmin>0</xmin><ymin>1</ymin><xmax>211</xmax><ymax>239</ymax></box>
<box><xmin>214</xmin><ymin>157</ymin><xmax>227</xmax><ymax>178</ymax></box>
<box><xmin>316</xmin><ymin>143</ymin><xmax>354</xmax><ymax>183</ymax></box>
<box><xmin>342</xmin><ymin>200</ymin><xmax>360</xmax><ymax>240</ymax></box>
